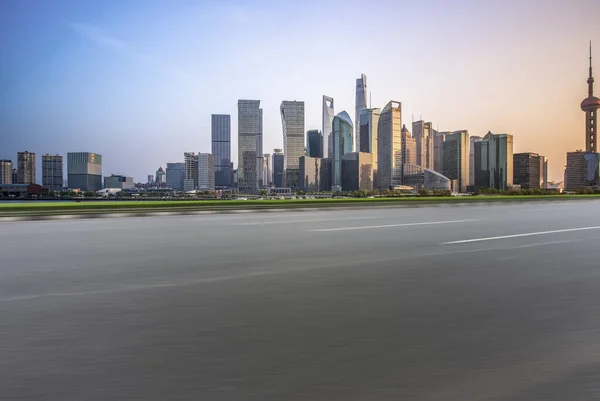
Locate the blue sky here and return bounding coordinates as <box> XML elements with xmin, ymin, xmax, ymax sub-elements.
<box><xmin>1</xmin><ymin>0</ymin><xmax>599</xmax><ymax>182</ymax></box>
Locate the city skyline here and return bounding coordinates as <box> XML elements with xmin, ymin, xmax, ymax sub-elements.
<box><xmin>1</xmin><ymin>0</ymin><xmax>599</xmax><ymax>183</ymax></box>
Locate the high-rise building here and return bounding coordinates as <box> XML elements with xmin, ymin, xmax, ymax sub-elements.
<box><xmin>147</xmin><ymin>175</ymin><xmax>154</xmax><ymax>185</ymax></box>
<box><xmin>433</xmin><ymin>131</ymin><xmax>446</xmax><ymax>174</ymax></box>
<box><xmin>377</xmin><ymin>101</ymin><xmax>402</xmax><ymax>190</ymax></box>
<box><xmin>17</xmin><ymin>151</ymin><xmax>36</xmax><ymax>184</ymax></box>
<box><xmin>306</xmin><ymin>129</ymin><xmax>323</xmax><ymax>158</ymax></box>
<box><xmin>212</xmin><ymin>114</ymin><xmax>232</xmax><ymax>188</ymax></box>
<box><xmin>331</xmin><ymin>111</ymin><xmax>353</xmax><ymax>190</ymax></box>
<box><xmin>0</xmin><ymin>160</ymin><xmax>13</xmax><ymax>184</ymax></box>
<box><xmin>581</xmin><ymin>42</ymin><xmax>600</xmax><ymax>153</ymax></box>
<box><xmin>322</xmin><ymin>96</ymin><xmax>335</xmax><ymax>159</ymax></box>
<box><xmin>401</xmin><ymin>125</ymin><xmax>417</xmax><ymax>167</ymax></box>
<box><xmin>541</xmin><ymin>156</ymin><xmax>548</xmax><ymax>189</ymax></box>
<box><xmin>184</xmin><ymin>152</ymin><xmax>196</xmax><ymax>191</ymax></box>
<box><xmin>42</xmin><ymin>154</ymin><xmax>63</xmax><ymax>191</ymax></box>
<box><xmin>412</xmin><ymin>121</ymin><xmax>434</xmax><ymax>169</ymax></box>
<box><xmin>256</xmin><ymin>108</ymin><xmax>264</xmax><ymax>188</ymax></box>
<box><xmin>342</xmin><ymin>152</ymin><xmax>373</xmax><ymax>191</ymax></box>
<box><xmin>565</xmin><ymin>151</ymin><xmax>600</xmax><ymax>191</ymax></box>
<box><xmin>12</xmin><ymin>169</ymin><xmax>17</xmax><ymax>185</ymax></box>
<box><xmin>469</xmin><ymin>136</ymin><xmax>483</xmax><ymax>186</ymax></box>
<box><xmin>196</xmin><ymin>153</ymin><xmax>215</xmax><ymax>190</ymax></box>
<box><xmin>319</xmin><ymin>158</ymin><xmax>332</xmax><ymax>191</ymax></box>
<box><xmin>298</xmin><ymin>156</ymin><xmax>322</xmax><ymax>192</ymax></box>
<box><xmin>104</xmin><ymin>175</ymin><xmax>134</xmax><ymax>190</ymax></box>
<box><xmin>442</xmin><ymin>130</ymin><xmax>470</xmax><ymax>192</ymax></box>
<box><xmin>166</xmin><ymin>162</ymin><xmax>185</xmax><ymax>191</ymax></box>
<box><xmin>155</xmin><ymin>167</ymin><xmax>166</xmax><ymax>186</ymax></box>
<box><xmin>474</xmin><ymin>132</ymin><xmax>513</xmax><ymax>191</ymax></box>
<box><xmin>355</xmin><ymin>74</ymin><xmax>367</xmax><ymax>152</ymax></box>
<box><xmin>359</xmin><ymin>108</ymin><xmax>380</xmax><ymax>186</ymax></box>
<box><xmin>272</xmin><ymin>149</ymin><xmax>285</xmax><ymax>188</ymax></box>
<box><xmin>513</xmin><ymin>153</ymin><xmax>545</xmax><ymax>189</ymax></box>
<box><xmin>67</xmin><ymin>152</ymin><xmax>102</xmax><ymax>191</ymax></box>
<box><xmin>280</xmin><ymin>100</ymin><xmax>305</xmax><ymax>190</ymax></box>
<box><xmin>238</xmin><ymin>100</ymin><xmax>261</xmax><ymax>193</ymax></box>
<box><xmin>262</xmin><ymin>154</ymin><xmax>271</xmax><ymax>187</ymax></box>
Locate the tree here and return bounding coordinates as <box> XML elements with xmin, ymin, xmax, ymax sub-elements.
<box><xmin>418</xmin><ymin>189</ymin><xmax>430</xmax><ymax>197</ymax></box>
<box><xmin>260</xmin><ymin>189</ymin><xmax>268</xmax><ymax>196</ymax></box>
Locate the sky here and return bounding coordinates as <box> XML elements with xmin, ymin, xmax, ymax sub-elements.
<box><xmin>1</xmin><ymin>0</ymin><xmax>599</xmax><ymax>183</ymax></box>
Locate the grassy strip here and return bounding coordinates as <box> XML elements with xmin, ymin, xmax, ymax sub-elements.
<box><xmin>1</xmin><ymin>194</ymin><xmax>600</xmax><ymax>215</ymax></box>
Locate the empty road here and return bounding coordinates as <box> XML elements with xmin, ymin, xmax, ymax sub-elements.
<box><xmin>2</xmin><ymin>200</ymin><xmax>600</xmax><ymax>400</ymax></box>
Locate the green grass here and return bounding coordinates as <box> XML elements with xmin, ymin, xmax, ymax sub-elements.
<box><xmin>1</xmin><ymin>194</ymin><xmax>600</xmax><ymax>215</ymax></box>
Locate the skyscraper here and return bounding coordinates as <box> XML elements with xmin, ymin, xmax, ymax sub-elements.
<box><xmin>581</xmin><ymin>42</ymin><xmax>600</xmax><ymax>153</ymax></box>
<box><xmin>359</xmin><ymin>108</ymin><xmax>380</xmax><ymax>186</ymax></box>
<box><xmin>298</xmin><ymin>156</ymin><xmax>321</xmax><ymax>192</ymax></box>
<box><xmin>184</xmin><ymin>152</ymin><xmax>196</xmax><ymax>191</ymax></box>
<box><xmin>196</xmin><ymin>153</ymin><xmax>215</xmax><ymax>190</ymax></box>
<box><xmin>263</xmin><ymin>154</ymin><xmax>271</xmax><ymax>187</ymax></box>
<box><xmin>272</xmin><ymin>149</ymin><xmax>284</xmax><ymax>188</ymax></box>
<box><xmin>148</xmin><ymin>175</ymin><xmax>154</xmax><ymax>185</ymax></box>
<box><xmin>166</xmin><ymin>162</ymin><xmax>185</xmax><ymax>191</ymax></box>
<box><xmin>442</xmin><ymin>130</ymin><xmax>470</xmax><ymax>192</ymax></box>
<box><xmin>341</xmin><ymin>152</ymin><xmax>373</xmax><ymax>191</ymax></box>
<box><xmin>238</xmin><ymin>100</ymin><xmax>261</xmax><ymax>193</ymax></box>
<box><xmin>469</xmin><ymin>136</ymin><xmax>483</xmax><ymax>186</ymax></box>
<box><xmin>0</xmin><ymin>160</ymin><xmax>13</xmax><ymax>184</ymax></box>
<box><xmin>565</xmin><ymin>151</ymin><xmax>600</xmax><ymax>191</ymax></box>
<box><xmin>280</xmin><ymin>100</ymin><xmax>305</xmax><ymax>190</ymax></box>
<box><xmin>17</xmin><ymin>151</ymin><xmax>36</xmax><ymax>184</ymax></box>
<box><xmin>67</xmin><ymin>152</ymin><xmax>102</xmax><ymax>191</ymax></box>
<box><xmin>401</xmin><ymin>124</ymin><xmax>417</xmax><ymax>167</ymax></box>
<box><xmin>474</xmin><ymin>132</ymin><xmax>513</xmax><ymax>191</ymax></box>
<box><xmin>306</xmin><ymin>129</ymin><xmax>323</xmax><ymax>158</ymax></box>
<box><xmin>322</xmin><ymin>96</ymin><xmax>335</xmax><ymax>159</ymax></box>
<box><xmin>42</xmin><ymin>154</ymin><xmax>63</xmax><ymax>191</ymax></box>
<box><xmin>355</xmin><ymin>73</ymin><xmax>367</xmax><ymax>152</ymax></box>
<box><xmin>331</xmin><ymin>111</ymin><xmax>353</xmax><ymax>190</ymax></box>
<box><xmin>433</xmin><ymin>131</ymin><xmax>446</xmax><ymax>174</ymax></box>
<box><xmin>513</xmin><ymin>153</ymin><xmax>543</xmax><ymax>190</ymax></box>
<box><xmin>412</xmin><ymin>120</ymin><xmax>434</xmax><ymax>169</ymax></box>
<box><xmin>155</xmin><ymin>167</ymin><xmax>166</xmax><ymax>186</ymax></box>
<box><xmin>256</xmin><ymin>108</ymin><xmax>264</xmax><ymax>188</ymax></box>
<box><xmin>377</xmin><ymin>101</ymin><xmax>402</xmax><ymax>190</ymax></box>
<box><xmin>211</xmin><ymin>114</ymin><xmax>231</xmax><ymax>188</ymax></box>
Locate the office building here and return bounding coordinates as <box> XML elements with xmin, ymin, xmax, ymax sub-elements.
<box><xmin>319</xmin><ymin>158</ymin><xmax>332</xmax><ymax>191</ymax></box>
<box><xmin>42</xmin><ymin>154</ymin><xmax>63</xmax><ymax>191</ymax></box>
<box><xmin>67</xmin><ymin>152</ymin><xmax>102</xmax><ymax>191</ymax></box>
<box><xmin>401</xmin><ymin>125</ymin><xmax>417</xmax><ymax>167</ymax></box>
<box><xmin>442</xmin><ymin>130</ymin><xmax>470</xmax><ymax>192</ymax></box>
<box><xmin>341</xmin><ymin>152</ymin><xmax>373</xmax><ymax>191</ymax></box>
<box><xmin>565</xmin><ymin>151</ymin><xmax>600</xmax><ymax>191</ymax></box>
<box><xmin>377</xmin><ymin>101</ymin><xmax>402</xmax><ymax>190</ymax></box>
<box><xmin>195</xmin><ymin>153</ymin><xmax>215</xmax><ymax>190</ymax></box>
<box><xmin>166</xmin><ymin>162</ymin><xmax>185</xmax><ymax>191</ymax></box>
<box><xmin>12</xmin><ymin>169</ymin><xmax>17</xmax><ymax>185</ymax></box>
<box><xmin>299</xmin><ymin>156</ymin><xmax>322</xmax><ymax>192</ymax></box>
<box><xmin>412</xmin><ymin>120</ymin><xmax>434</xmax><ymax>169</ymax></box>
<box><xmin>263</xmin><ymin>154</ymin><xmax>271</xmax><ymax>187</ymax></box>
<box><xmin>256</xmin><ymin>109</ymin><xmax>264</xmax><ymax>188</ymax></box>
<box><xmin>322</xmin><ymin>96</ymin><xmax>335</xmax><ymax>158</ymax></box>
<box><xmin>581</xmin><ymin>42</ymin><xmax>599</xmax><ymax>153</ymax></box>
<box><xmin>238</xmin><ymin>100</ymin><xmax>261</xmax><ymax>193</ymax></box>
<box><xmin>331</xmin><ymin>111</ymin><xmax>353</xmax><ymax>190</ymax></box>
<box><xmin>155</xmin><ymin>167</ymin><xmax>166</xmax><ymax>185</ymax></box>
<box><xmin>306</xmin><ymin>129</ymin><xmax>323</xmax><ymax>158</ymax></box>
<box><xmin>272</xmin><ymin>149</ymin><xmax>284</xmax><ymax>188</ymax></box>
<box><xmin>474</xmin><ymin>132</ymin><xmax>514</xmax><ymax>191</ymax></box>
<box><xmin>104</xmin><ymin>174</ymin><xmax>134</xmax><ymax>190</ymax></box>
<box><xmin>433</xmin><ymin>131</ymin><xmax>446</xmax><ymax>174</ymax></box>
<box><xmin>184</xmin><ymin>152</ymin><xmax>196</xmax><ymax>192</ymax></box>
<box><xmin>280</xmin><ymin>100</ymin><xmax>305</xmax><ymax>190</ymax></box>
<box><xmin>469</xmin><ymin>136</ymin><xmax>483</xmax><ymax>185</ymax></box>
<box><xmin>17</xmin><ymin>151</ymin><xmax>36</xmax><ymax>184</ymax></box>
<box><xmin>147</xmin><ymin>175</ymin><xmax>154</xmax><ymax>185</ymax></box>
<box><xmin>355</xmin><ymin>73</ymin><xmax>368</xmax><ymax>152</ymax></box>
<box><xmin>513</xmin><ymin>153</ymin><xmax>544</xmax><ymax>189</ymax></box>
<box><xmin>212</xmin><ymin>114</ymin><xmax>232</xmax><ymax>188</ymax></box>
<box><xmin>541</xmin><ymin>156</ymin><xmax>548</xmax><ymax>189</ymax></box>
<box><xmin>0</xmin><ymin>160</ymin><xmax>12</xmax><ymax>184</ymax></box>
<box><xmin>359</xmin><ymin>108</ymin><xmax>380</xmax><ymax>186</ymax></box>
<box><xmin>402</xmin><ymin>164</ymin><xmax>451</xmax><ymax>191</ymax></box>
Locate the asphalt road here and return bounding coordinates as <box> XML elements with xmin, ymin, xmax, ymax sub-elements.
<box><xmin>2</xmin><ymin>200</ymin><xmax>600</xmax><ymax>400</ymax></box>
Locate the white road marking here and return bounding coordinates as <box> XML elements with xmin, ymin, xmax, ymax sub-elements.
<box><xmin>306</xmin><ymin>219</ymin><xmax>477</xmax><ymax>232</ymax></box>
<box><xmin>444</xmin><ymin>226</ymin><xmax>600</xmax><ymax>244</ymax></box>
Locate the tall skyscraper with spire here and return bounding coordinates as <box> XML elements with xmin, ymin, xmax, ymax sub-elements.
<box><xmin>355</xmin><ymin>74</ymin><xmax>367</xmax><ymax>153</ymax></box>
<box><xmin>322</xmin><ymin>96</ymin><xmax>335</xmax><ymax>158</ymax></box>
<box><xmin>581</xmin><ymin>41</ymin><xmax>600</xmax><ymax>152</ymax></box>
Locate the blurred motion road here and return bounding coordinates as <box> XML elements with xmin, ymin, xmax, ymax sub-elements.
<box><xmin>2</xmin><ymin>200</ymin><xmax>600</xmax><ymax>400</ymax></box>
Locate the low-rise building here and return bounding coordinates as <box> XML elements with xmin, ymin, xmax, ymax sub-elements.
<box><xmin>104</xmin><ymin>174</ymin><xmax>134</xmax><ymax>190</ymax></box>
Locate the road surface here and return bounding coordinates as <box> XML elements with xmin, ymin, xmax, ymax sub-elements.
<box><xmin>2</xmin><ymin>200</ymin><xmax>600</xmax><ymax>400</ymax></box>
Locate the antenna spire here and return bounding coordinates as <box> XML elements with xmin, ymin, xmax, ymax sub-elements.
<box><xmin>588</xmin><ymin>41</ymin><xmax>595</xmax><ymax>97</ymax></box>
